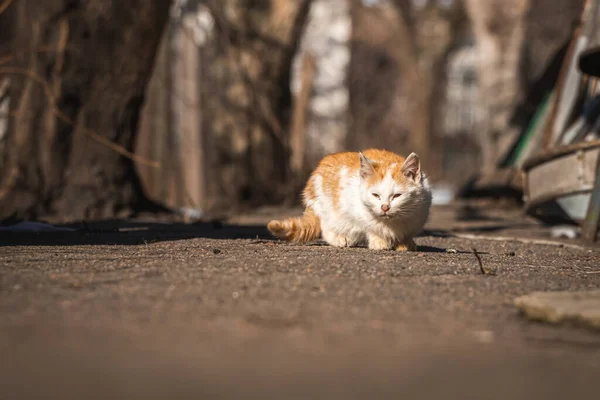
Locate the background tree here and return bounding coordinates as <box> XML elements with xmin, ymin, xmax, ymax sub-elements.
<box><xmin>348</xmin><ymin>0</ymin><xmax>467</xmax><ymax>179</ymax></box>
<box><xmin>0</xmin><ymin>0</ymin><xmax>171</xmax><ymax>221</ymax></box>
<box><xmin>202</xmin><ymin>0</ymin><xmax>312</xmax><ymax>212</ymax></box>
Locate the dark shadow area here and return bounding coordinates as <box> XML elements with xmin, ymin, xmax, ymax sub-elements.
<box><xmin>0</xmin><ymin>219</ymin><xmax>273</xmax><ymax>247</ymax></box>
<box><xmin>457</xmin><ymin>178</ymin><xmax>524</xmax><ymax>202</ymax></box>
<box><xmin>274</xmin><ymin>239</ymin><xmax>457</xmax><ymax>253</ymax></box>
<box><xmin>424</xmin><ymin>222</ymin><xmax>536</xmax><ymax>235</ymax></box>
<box><xmin>416</xmin><ymin>245</ymin><xmax>447</xmax><ymax>253</ymax></box>
<box><xmin>416</xmin><ymin>245</ymin><xmax>488</xmax><ymax>255</ymax></box>
<box><xmin>451</xmin><ymin>224</ymin><xmax>535</xmax><ymax>234</ymax></box>
<box><xmin>1</xmin><ymin>220</ymin><xmax>517</xmax><ymax>249</ymax></box>
<box><xmin>304</xmin><ymin>242</ymin><xmax>331</xmax><ymax>247</ymax></box>
<box><xmin>524</xmin><ymin>200</ymin><xmax>580</xmax><ymax>226</ymax></box>
<box><xmin>302</xmin><ymin>243</ymin><xmax>474</xmax><ymax>254</ymax></box>
<box><xmin>456</xmin><ymin>205</ymin><xmax>506</xmax><ymax>222</ymax></box>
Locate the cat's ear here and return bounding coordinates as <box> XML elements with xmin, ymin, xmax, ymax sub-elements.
<box><xmin>359</xmin><ymin>152</ymin><xmax>375</xmax><ymax>179</ymax></box>
<box><xmin>401</xmin><ymin>152</ymin><xmax>422</xmax><ymax>183</ymax></box>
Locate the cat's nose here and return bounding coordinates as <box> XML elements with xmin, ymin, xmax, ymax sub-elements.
<box><xmin>381</xmin><ymin>204</ymin><xmax>390</xmax><ymax>213</ymax></box>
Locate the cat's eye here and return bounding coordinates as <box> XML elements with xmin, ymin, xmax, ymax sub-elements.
<box><xmin>371</xmin><ymin>193</ymin><xmax>380</xmax><ymax>199</ymax></box>
<box><xmin>392</xmin><ymin>193</ymin><xmax>402</xmax><ymax>199</ymax></box>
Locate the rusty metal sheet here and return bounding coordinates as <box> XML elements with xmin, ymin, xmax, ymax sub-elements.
<box><xmin>526</xmin><ymin>148</ymin><xmax>599</xmax><ymax>202</ymax></box>
<box><xmin>523</xmin><ymin>142</ymin><xmax>600</xmax><ymax>224</ymax></box>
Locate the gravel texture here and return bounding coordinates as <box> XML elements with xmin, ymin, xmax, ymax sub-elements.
<box><xmin>1</xmin><ymin>202</ymin><xmax>600</xmax><ymax>399</ymax></box>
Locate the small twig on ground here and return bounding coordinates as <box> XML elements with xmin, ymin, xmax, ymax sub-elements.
<box><xmin>473</xmin><ymin>247</ymin><xmax>485</xmax><ymax>274</ymax></box>
<box><xmin>472</xmin><ymin>247</ymin><xmax>496</xmax><ymax>275</ymax></box>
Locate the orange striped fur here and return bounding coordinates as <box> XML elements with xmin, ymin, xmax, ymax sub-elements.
<box><xmin>267</xmin><ymin>208</ymin><xmax>321</xmax><ymax>242</ymax></box>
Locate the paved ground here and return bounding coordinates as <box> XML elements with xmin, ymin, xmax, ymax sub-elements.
<box><xmin>1</xmin><ymin>201</ymin><xmax>600</xmax><ymax>399</ymax></box>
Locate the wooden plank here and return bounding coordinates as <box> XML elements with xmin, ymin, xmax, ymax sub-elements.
<box><xmin>542</xmin><ymin>0</ymin><xmax>592</xmax><ymax>148</ymax></box>
<box><xmin>551</xmin><ymin>35</ymin><xmax>586</xmax><ymax>143</ymax></box>
<box><xmin>582</xmin><ymin>152</ymin><xmax>600</xmax><ymax>241</ymax></box>
<box><xmin>522</xmin><ymin>139</ymin><xmax>600</xmax><ymax>169</ymax></box>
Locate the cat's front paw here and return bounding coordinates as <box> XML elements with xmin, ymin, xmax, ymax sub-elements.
<box><xmin>395</xmin><ymin>238</ymin><xmax>417</xmax><ymax>252</ymax></box>
<box><xmin>323</xmin><ymin>230</ymin><xmax>351</xmax><ymax>247</ymax></box>
<box><xmin>330</xmin><ymin>235</ymin><xmax>350</xmax><ymax>247</ymax></box>
<box><xmin>368</xmin><ymin>235</ymin><xmax>392</xmax><ymax>250</ymax></box>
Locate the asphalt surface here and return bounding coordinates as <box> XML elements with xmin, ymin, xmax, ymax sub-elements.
<box><xmin>1</xmin><ymin>202</ymin><xmax>600</xmax><ymax>399</ymax></box>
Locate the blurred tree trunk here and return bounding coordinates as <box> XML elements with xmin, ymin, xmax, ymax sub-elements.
<box><xmin>0</xmin><ymin>1</ymin><xmax>14</xmax><ymax>169</ymax></box>
<box><xmin>0</xmin><ymin>0</ymin><xmax>171</xmax><ymax>221</ymax></box>
<box><xmin>464</xmin><ymin>0</ymin><xmax>530</xmax><ymax>176</ymax></box>
<box><xmin>348</xmin><ymin>1</ymin><xmax>414</xmax><ymax>153</ymax></box>
<box><xmin>349</xmin><ymin>1</ymin><xmax>465</xmax><ymax>179</ymax></box>
<box><xmin>400</xmin><ymin>1</ymin><xmax>468</xmax><ymax>179</ymax></box>
<box><xmin>203</xmin><ymin>0</ymin><xmax>312</xmax><ymax>212</ymax></box>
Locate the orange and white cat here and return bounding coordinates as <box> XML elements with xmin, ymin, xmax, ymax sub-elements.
<box><xmin>268</xmin><ymin>149</ymin><xmax>432</xmax><ymax>251</ymax></box>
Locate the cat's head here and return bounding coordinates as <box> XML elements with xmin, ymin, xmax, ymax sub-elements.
<box><xmin>358</xmin><ymin>152</ymin><xmax>426</xmax><ymax>219</ymax></box>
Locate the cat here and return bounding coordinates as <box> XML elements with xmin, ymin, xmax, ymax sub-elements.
<box><xmin>267</xmin><ymin>149</ymin><xmax>432</xmax><ymax>251</ymax></box>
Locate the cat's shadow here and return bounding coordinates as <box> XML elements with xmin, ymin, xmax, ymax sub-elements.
<box><xmin>305</xmin><ymin>241</ymin><xmax>468</xmax><ymax>254</ymax></box>
<box><xmin>416</xmin><ymin>245</ymin><xmax>449</xmax><ymax>253</ymax></box>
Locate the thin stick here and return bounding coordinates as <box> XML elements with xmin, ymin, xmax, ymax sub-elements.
<box><xmin>472</xmin><ymin>248</ymin><xmax>486</xmax><ymax>275</ymax></box>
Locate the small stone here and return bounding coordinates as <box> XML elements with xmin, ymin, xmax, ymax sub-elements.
<box><xmin>446</xmin><ymin>248</ymin><xmax>457</xmax><ymax>253</ymax></box>
<box><xmin>232</xmin><ymin>291</ymin><xmax>240</xmax><ymax>300</ymax></box>
<box><xmin>505</xmin><ymin>251</ymin><xmax>516</xmax><ymax>256</ymax></box>
<box><xmin>514</xmin><ymin>290</ymin><xmax>600</xmax><ymax>330</ymax></box>
<box><xmin>212</xmin><ymin>248</ymin><xmax>221</xmax><ymax>254</ymax></box>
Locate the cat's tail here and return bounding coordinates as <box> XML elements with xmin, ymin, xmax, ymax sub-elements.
<box><xmin>267</xmin><ymin>208</ymin><xmax>321</xmax><ymax>243</ymax></box>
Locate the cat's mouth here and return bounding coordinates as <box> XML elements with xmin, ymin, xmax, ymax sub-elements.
<box><xmin>372</xmin><ymin>209</ymin><xmax>394</xmax><ymax>219</ymax></box>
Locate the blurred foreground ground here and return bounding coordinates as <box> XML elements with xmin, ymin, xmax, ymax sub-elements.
<box><xmin>1</xmin><ymin>201</ymin><xmax>600</xmax><ymax>399</ymax></box>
